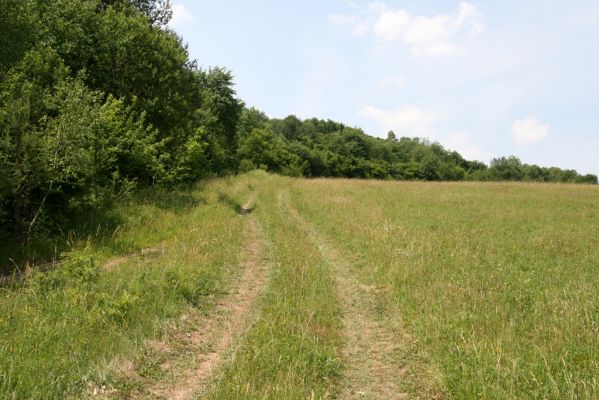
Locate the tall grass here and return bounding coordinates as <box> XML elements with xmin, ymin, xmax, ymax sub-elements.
<box><xmin>0</xmin><ymin>176</ymin><xmax>254</xmax><ymax>399</ymax></box>
<box><xmin>205</xmin><ymin>174</ymin><xmax>342</xmax><ymax>399</ymax></box>
<box><xmin>2</xmin><ymin>173</ymin><xmax>597</xmax><ymax>399</ymax></box>
<box><xmin>291</xmin><ymin>179</ymin><xmax>599</xmax><ymax>399</ymax></box>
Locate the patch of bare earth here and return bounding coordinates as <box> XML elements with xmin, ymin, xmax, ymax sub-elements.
<box><xmin>92</xmin><ymin>207</ymin><xmax>267</xmax><ymax>400</ymax></box>
<box><xmin>148</xmin><ymin>214</ymin><xmax>266</xmax><ymax>400</ymax></box>
<box><xmin>281</xmin><ymin>191</ymin><xmax>408</xmax><ymax>400</ymax></box>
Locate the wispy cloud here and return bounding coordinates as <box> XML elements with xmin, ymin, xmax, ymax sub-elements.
<box><xmin>445</xmin><ymin>132</ymin><xmax>490</xmax><ymax>161</ymax></box>
<box><xmin>360</xmin><ymin>104</ymin><xmax>441</xmax><ymax>137</ymax></box>
<box><xmin>512</xmin><ymin>116</ymin><xmax>550</xmax><ymax>145</ymax></box>
<box><xmin>330</xmin><ymin>2</ymin><xmax>484</xmax><ymax>57</ymax></box>
<box><xmin>169</xmin><ymin>3</ymin><xmax>194</xmax><ymax>28</ymax></box>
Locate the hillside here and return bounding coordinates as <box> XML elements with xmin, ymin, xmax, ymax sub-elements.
<box><xmin>1</xmin><ymin>172</ymin><xmax>598</xmax><ymax>399</ymax></box>
<box><xmin>1</xmin><ymin>0</ymin><xmax>597</xmax><ymax>276</ymax></box>
<box><xmin>1</xmin><ymin>2</ymin><xmax>598</xmax><ymax>399</ymax></box>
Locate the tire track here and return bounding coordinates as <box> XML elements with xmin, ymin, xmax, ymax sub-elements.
<box><xmin>280</xmin><ymin>190</ymin><xmax>407</xmax><ymax>400</ymax></box>
<box><xmin>147</xmin><ymin>213</ymin><xmax>267</xmax><ymax>400</ymax></box>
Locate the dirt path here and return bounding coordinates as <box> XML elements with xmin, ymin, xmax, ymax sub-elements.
<box><xmin>146</xmin><ymin>213</ymin><xmax>267</xmax><ymax>400</ymax></box>
<box><xmin>280</xmin><ymin>191</ymin><xmax>407</xmax><ymax>400</ymax></box>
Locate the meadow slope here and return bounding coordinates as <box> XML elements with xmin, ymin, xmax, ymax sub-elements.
<box><xmin>291</xmin><ymin>178</ymin><xmax>599</xmax><ymax>399</ymax></box>
<box><xmin>0</xmin><ymin>172</ymin><xmax>597</xmax><ymax>399</ymax></box>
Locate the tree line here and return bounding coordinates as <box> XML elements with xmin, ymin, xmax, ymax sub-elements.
<box><xmin>1</xmin><ymin>0</ymin><xmax>596</xmax><ymax>261</ymax></box>
<box><xmin>237</xmin><ymin>111</ymin><xmax>597</xmax><ymax>184</ymax></box>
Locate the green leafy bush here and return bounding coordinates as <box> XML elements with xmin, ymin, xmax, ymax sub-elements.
<box><xmin>29</xmin><ymin>250</ymin><xmax>98</xmax><ymax>293</ymax></box>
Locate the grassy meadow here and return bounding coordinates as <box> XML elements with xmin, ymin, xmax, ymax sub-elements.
<box><xmin>205</xmin><ymin>174</ymin><xmax>343</xmax><ymax>399</ymax></box>
<box><xmin>0</xmin><ymin>172</ymin><xmax>597</xmax><ymax>399</ymax></box>
<box><xmin>0</xmin><ymin>176</ymin><xmax>255</xmax><ymax>399</ymax></box>
<box><xmin>291</xmin><ymin>179</ymin><xmax>599</xmax><ymax>399</ymax></box>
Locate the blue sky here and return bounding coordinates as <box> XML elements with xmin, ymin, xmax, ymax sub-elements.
<box><xmin>169</xmin><ymin>0</ymin><xmax>599</xmax><ymax>175</ymax></box>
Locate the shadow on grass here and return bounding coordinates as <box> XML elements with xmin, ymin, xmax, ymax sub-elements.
<box><xmin>133</xmin><ymin>186</ymin><xmax>208</xmax><ymax>213</ymax></box>
<box><xmin>0</xmin><ymin>185</ymin><xmax>208</xmax><ymax>279</ymax></box>
<box><xmin>0</xmin><ymin>206</ymin><xmax>125</xmax><ymax>279</ymax></box>
<box><xmin>217</xmin><ymin>192</ymin><xmax>255</xmax><ymax>215</ymax></box>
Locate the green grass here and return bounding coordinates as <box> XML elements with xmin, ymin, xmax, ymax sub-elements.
<box><xmin>1</xmin><ymin>173</ymin><xmax>598</xmax><ymax>399</ymax></box>
<box><xmin>291</xmin><ymin>179</ymin><xmax>599</xmax><ymax>399</ymax></box>
<box><xmin>204</xmin><ymin>174</ymin><xmax>342</xmax><ymax>399</ymax></box>
<box><xmin>0</xmin><ymin>176</ymin><xmax>254</xmax><ymax>399</ymax></box>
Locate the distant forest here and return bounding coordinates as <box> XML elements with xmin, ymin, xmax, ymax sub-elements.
<box><xmin>1</xmin><ymin>0</ymin><xmax>597</xmax><ymax>249</ymax></box>
<box><xmin>238</xmin><ymin>112</ymin><xmax>597</xmax><ymax>184</ymax></box>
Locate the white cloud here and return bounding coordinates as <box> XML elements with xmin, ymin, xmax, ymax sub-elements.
<box><xmin>512</xmin><ymin>116</ymin><xmax>550</xmax><ymax>145</ymax></box>
<box><xmin>455</xmin><ymin>2</ymin><xmax>485</xmax><ymax>34</ymax></box>
<box><xmin>330</xmin><ymin>2</ymin><xmax>484</xmax><ymax>57</ymax></box>
<box><xmin>378</xmin><ymin>76</ymin><xmax>407</xmax><ymax>89</ymax></box>
<box><xmin>445</xmin><ymin>132</ymin><xmax>490</xmax><ymax>161</ymax></box>
<box><xmin>360</xmin><ymin>105</ymin><xmax>441</xmax><ymax>137</ymax></box>
<box><xmin>372</xmin><ymin>9</ymin><xmax>412</xmax><ymax>41</ymax></box>
<box><xmin>169</xmin><ymin>3</ymin><xmax>194</xmax><ymax>28</ymax></box>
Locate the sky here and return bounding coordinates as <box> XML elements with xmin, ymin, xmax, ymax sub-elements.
<box><xmin>168</xmin><ymin>0</ymin><xmax>599</xmax><ymax>175</ymax></box>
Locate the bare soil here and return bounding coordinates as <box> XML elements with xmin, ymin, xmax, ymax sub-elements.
<box><xmin>93</xmin><ymin>212</ymin><xmax>268</xmax><ymax>400</ymax></box>
<box><xmin>151</xmin><ymin>215</ymin><xmax>266</xmax><ymax>400</ymax></box>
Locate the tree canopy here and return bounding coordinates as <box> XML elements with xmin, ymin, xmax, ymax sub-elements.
<box><xmin>1</xmin><ymin>0</ymin><xmax>596</xmax><ymax>258</ymax></box>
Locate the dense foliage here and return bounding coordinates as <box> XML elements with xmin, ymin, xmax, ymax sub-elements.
<box><xmin>237</xmin><ymin>110</ymin><xmax>597</xmax><ymax>184</ymax></box>
<box><xmin>0</xmin><ymin>0</ymin><xmax>596</xmax><ymax>264</ymax></box>
<box><xmin>0</xmin><ymin>0</ymin><xmax>243</xmax><ymax>254</ymax></box>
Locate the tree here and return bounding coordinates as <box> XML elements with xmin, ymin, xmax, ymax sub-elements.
<box><xmin>237</xmin><ymin>107</ymin><xmax>268</xmax><ymax>138</ymax></box>
<box><xmin>238</xmin><ymin>128</ymin><xmax>284</xmax><ymax>172</ymax></box>
<box><xmin>489</xmin><ymin>156</ymin><xmax>524</xmax><ymax>181</ymax></box>
<box><xmin>99</xmin><ymin>0</ymin><xmax>173</xmax><ymax>26</ymax></box>
<box><xmin>238</xmin><ymin>128</ymin><xmax>304</xmax><ymax>175</ymax></box>
<box><xmin>0</xmin><ymin>0</ymin><xmax>39</xmax><ymax>77</ymax></box>
<box><xmin>197</xmin><ymin>68</ymin><xmax>244</xmax><ymax>172</ymax></box>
